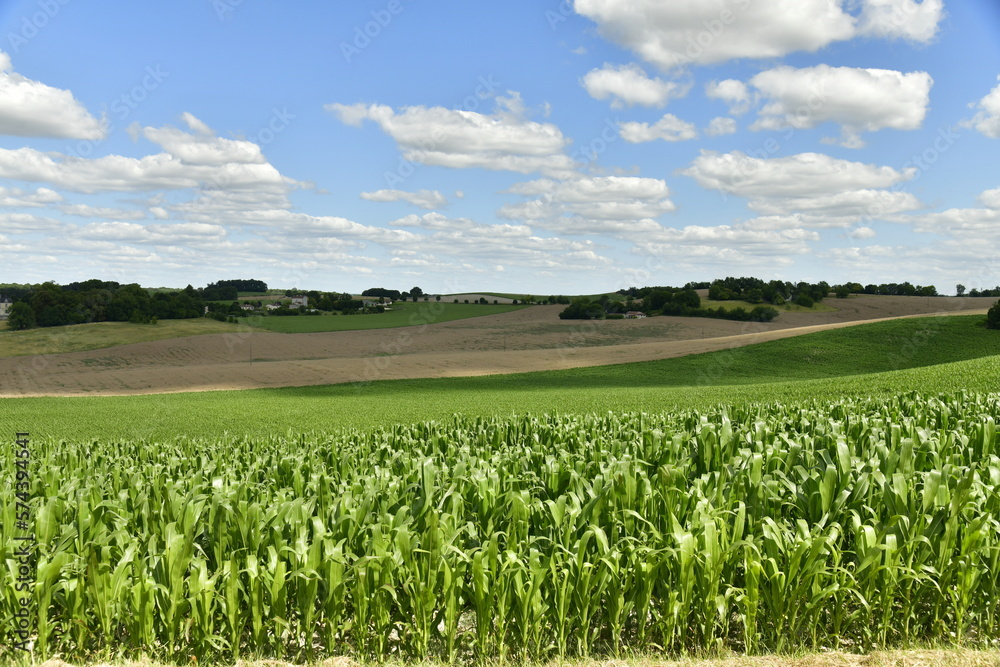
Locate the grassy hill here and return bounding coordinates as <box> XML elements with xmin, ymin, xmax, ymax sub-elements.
<box><xmin>3</xmin><ymin>315</ymin><xmax>998</xmax><ymax>441</ymax></box>
<box><xmin>251</xmin><ymin>301</ymin><xmax>529</xmax><ymax>333</ymax></box>
<box><xmin>0</xmin><ymin>318</ymin><xmax>242</xmax><ymax>359</ymax></box>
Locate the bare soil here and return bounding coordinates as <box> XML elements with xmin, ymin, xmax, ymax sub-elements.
<box><xmin>0</xmin><ymin>296</ymin><xmax>992</xmax><ymax>397</ymax></box>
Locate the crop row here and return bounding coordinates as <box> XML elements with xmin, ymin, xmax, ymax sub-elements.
<box><xmin>2</xmin><ymin>391</ymin><xmax>1000</xmax><ymax>662</ymax></box>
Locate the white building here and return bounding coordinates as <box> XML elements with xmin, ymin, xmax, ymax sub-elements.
<box><xmin>0</xmin><ymin>296</ymin><xmax>12</xmax><ymax>321</ymax></box>
<box><xmin>291</xmin><ymin>296</ymin><xmax>308</xmax><ymax>307</ymax></box>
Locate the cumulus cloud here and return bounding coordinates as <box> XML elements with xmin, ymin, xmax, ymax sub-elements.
<box><xmin>326</xmin><ymin>93</ymin><xmax>577</xmax><ymax>178</ymax></box>
<box><xmin>0</xmin><ymin>186</ymin><xmax>62</xmax><ymax>208</ymax></box>
<box><xmin>60</xmin><ymin>203</ymin><xmax>148</xmax><ymax>220</ymax></box>
<box><xmin>705</xmin><ymin>117</ymin><xmax>737</xmax><ymax>137</ymax></box>
<box><xmin>360</xmin><ymin>189</ymin><xmax>449</xmax><ymax>209</ymax></box>
<box><xmin>683</xmin><ymin>150</ymin><xmax>914</xmax><ymax>198</ymax></box>
<box><xmin>136</xmin><ymin>114</ymin><xmax>267</xmax><ymax>166</ymax></box>
<box><xmin>581</xmin><ymin>63</ymin><xmax>687</xmax><ymax>108</ymax></box>
<box><xmin>390</xmin><ymin>212</ymin><xmax>477</xmax><ymax>231</ymax></box>
<box><xmin>856</xmin><ymin>0</ymin><xmax>945</xmax><ymax>42</ymax></box>
<box><xmin>705</xmin><ymin>79</ymin><xmax>752</xmax><ymax>115</ymax></box>
<box><xmin>979</xmin><ymin>187</ymin><xmax>1000</xmax><ymax>209</ymax></box>
<box><xmin>572</xmin><ymin>1</ymin><xmax>945</xmax><ymax>70</ymax></box>
<box><xmin>0</xmin><ymin>145</ymin><xmax>292</xmax><ymax>195</ymax></box>
<box><xmin>849</xmin><ymin>226</ymin><xmax>877</xmax><ymax>239</ymax></box>
<box><xmin>500</xmin><ymin>175</ymin><xmax>676</xmax><ymax>236</ymax></box>
<box><xmin>620</xmin><ymin>114</ymin><xmax>698</xmax><ymax>143</ymax></box>
<box><xmin>748</xmin><ymin>190</ymin><xmax>922</xmax><ymax>217</ymax></box>
<box><xmin>78</xmin><ymin>221</ymin><xmax>228</xmax><ymax>245</ymax></box>
<box><xmin>0</xmin><ymin>212</ymin><xmax>68</xmax><ymax>233</ymax></box>
<box><xmin>964</xmin><ymin>77</ymin><xmax>1000</xmax><ymax>139</ymax></box>
<box><xmin>572</xmin><ymin>0</ymin><xmax>856</xmax><ymax>69</ymax></box>
<box><xmin>0</xmin><ymin>51</ymin><xmax>105</xmax><ymax>139</ymax></box>
<box><xmin>683</xmin><ymin>151</ymin><xmax>920</xmax><ymax>223</ymax></box>
<box><xmin>749</xmin><ymin>65</ymin><xmax>932</xmax><ymax>147</ymax></box>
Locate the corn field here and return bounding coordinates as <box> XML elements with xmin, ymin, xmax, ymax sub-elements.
<box><xmin>3</xmin><ymin>391</ymin><xmax>1000</xmax><ymax>662</ymax></box>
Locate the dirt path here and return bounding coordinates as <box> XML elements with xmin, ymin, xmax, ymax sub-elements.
<box><xmin>0</xmin><ymin>296</ymin><xmax>991</xmax><ymax>397</ymax></box>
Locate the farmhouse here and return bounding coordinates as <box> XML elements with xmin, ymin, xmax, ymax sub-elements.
<box><xmin>291</xmin><ymin>296</ymin><xmax>308</xmax><ymax>307</ymax></box>
<box><xmin>624</xmin><ymin>311</ymin><xmax>646</xmax><ymax>319</ymax></box>
<box><xmin>0</xmin><ymin>296</ymin><xmax>11</xmax><ymax>320</ymax></box>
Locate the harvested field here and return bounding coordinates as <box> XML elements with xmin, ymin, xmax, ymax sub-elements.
<box><xmin>0</xmin><ymin>295</ymin><xmax>992</xmax><ymax>397</ymax></box>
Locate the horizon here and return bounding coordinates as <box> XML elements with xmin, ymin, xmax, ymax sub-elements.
<box><xmin>0</xmin><ymin>2</ymin><xmax>999</xmax><ymax>294</ymax></box>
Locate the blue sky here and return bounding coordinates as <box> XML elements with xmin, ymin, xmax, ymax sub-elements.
<box><xmin>0</xmin><ymin>0</ymin><xmax>998</xmax><ymax>295</ymax></box>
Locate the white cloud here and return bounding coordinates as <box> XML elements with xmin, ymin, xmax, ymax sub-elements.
<box><xmin>0</xmin><ymin>145</ymin><xmax>293</xmax><ymax>195</ymax></box>
<box><xmin>683</xmin><ymin>151</ymin><xmax>922</xmax><ymax>225</ymax></box>
<box><xmin>390</xmin><ymin>212</ymin><xmax>478</xmax><ymax>231</ymax></box>
<box><xmin>0</xmin><ymin>186</ymin><xmax>62</xmax><ymax>208</ymax></box>
<box><xmin>0</xmin><ymin>51</ymin><xmax>105</xmax><ymax>139</ymax></box>
<box><xmin>572</xmin><ymin>0</ymin><xmax>856</xmax><ymax>69</ymax></box>
<box><xmin>360</xmin><ymin>189</ymin><xmax>448</xmax><ymax>209</ymax></box>
<box><xmin>979</xmin><ymin>187</ymin><xmax>1000</xmax><ymax>209</ymax></box>
<box><xmin>137</xmin><ymin>114</ymin><xmax>266</xmax><ymax>166</ymax></box>
<box><xmin>501</xmin><ymin>175</ymin><xmax>675</xmax><ymax>236</ymax></box>
<box><xmin>749</xmin><ymin>65</ymin><xmax>932</xmax><ymax>147</ymax></box>
<box><xmin>705</xmin><ymin>117</ymin><xmax>737</xmax><ymax>137</ymax></box>
<box><xmin>620</xmin><ymin>114</ymin><xmax>698</xmax><ymax>143</ymax></box>
<box><xmin>857</xmin><ymin>0</ymin><xmax>945</xmax><ymax>42</ymax></box>
<box><xmin>581</xmin><ymin>63</ymin><xmax>687</xmax><ymax>108</ymax></box>
<box><xmin>0</xmin><ymin>212</ymin><xmax>68</xmax><ymax>233</ymax></box>
<box><xmin>572</xmin><ymin>1</ymin><xmax>944</xmax><ymax>70</ymax></box>
<box><xmin>683</xmin><ymin>150</ymin><xmax>914</xmax><ymax>199</ymax></box>
<box><xmin>78</xmin><ymin>221</ymin><xmax>228</xmax><ymax>245</ymax></box>
<box><xmin>965</xmin><ymin>77</ymin><xmax>1000</xmax><ymax>139</ymax></box>
<box><xmin>60</xmin><ymin>203</ymin><xmax>147</xmax><ymax>220</ymax></box>
<box><xmin>705</xmin><ymin>79</ymin><xmax>751</xmax><ymax>115</ymax></box>
<box><xmin>748</xmin><ymin>189</ymin><xmax>922</xmax><ymax>217</ymax></box>
<box><xmin>326</xmin><ymin>93</ymin><xmax>577</xmax><ymax>178</ymax></box>
<box><xmin>849</xmin><ymin>226</ymin><xmax>877</xmax><ymax>239</ymax></box>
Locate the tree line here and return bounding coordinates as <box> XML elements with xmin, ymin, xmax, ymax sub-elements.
<box><xmin>560</xmin><ymin>288</ymin><xmax>779</xmax><ymax>322</ymax></box>
<box><xmin>3</xmin><ymin>280</ymin><xmax>205</xmax><ymax>330</ymax></box>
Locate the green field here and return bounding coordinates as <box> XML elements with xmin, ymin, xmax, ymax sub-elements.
<box><xmin>701</xmin><ymin>297</ymin><xmax>838</xmax><ymax>313</ymax></box>
<box><xmin>3</xmin><ymin>316</ymin><xmax>998</xmax><ymax>442</ymax></box>
<box><xmin>250</xmin><ymin>301</ymin><xmax>530</xmax><ymax>333</ymax></box>
<box><xmin>4</xmin><ymin>391</ymin><xmax>1000</xmax><ymax>662</ymax></box>
<box><xmin>3</xmin><ymin>315</ymin><xmax>1000</xmax><ymax>665</ymax></box>
<box><xmin>0</xmin><ymin>318</ymin><xmax>242</xmax><ymax>359</ymax></box>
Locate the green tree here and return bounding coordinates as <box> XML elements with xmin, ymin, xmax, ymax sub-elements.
<box><xmin>6</xmin><ymin>302</ymin><xmax>35</xmax><ymax>330</ymax></box>
<box><xmin>987</xmin><ymin>300</ymin><xmax>1000</xmax><ymax>330</ymax></box>
<box><xmin>795</xmin><ymin>294</ymin><xmax>815</xmax><ymax>308</ymax></box>
<box><xmin>957</xmin><ymin>284</ymin><xmax>967</xmax><ymax>297</ymax></box>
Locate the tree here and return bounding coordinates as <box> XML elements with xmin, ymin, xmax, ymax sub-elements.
<box><xmin>6</xmin><ymin>302</ymin><xmax>35</xmax><ymax>330</ymax></box>
<box><xmin>957</xmin><ymin>284</ymin><xmax>967</xmax><ymax>297</ymax></box>
<box><xmin>435</xmin><ymin>295</ymin><xmax>441</xmax><ymax>302</ymax></box>
<box><xmin>410</xmin><ymin>286</ymin><xmax>424</xmax><ymax>302</ymax></box>
<box><xmin>987</xmin><ymin>300</ymin><xmax>1000</xmax><ymax>330</ymax></box>
<box><xmin>835</xmin><ymin>285</ymin><xmax>851</xmax><ymax>299</ymax></box>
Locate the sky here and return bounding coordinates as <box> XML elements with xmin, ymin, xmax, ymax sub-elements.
<box><xmin>0</xmin><ymin>0</ymin><xmax>998</xmax><ymax>295</ymax></box>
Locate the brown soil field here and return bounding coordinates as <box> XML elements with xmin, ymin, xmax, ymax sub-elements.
<box><xmin>0</xmin><ymin>295</ymin><xmax>992</xmax><ymax>397</ymax></box>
